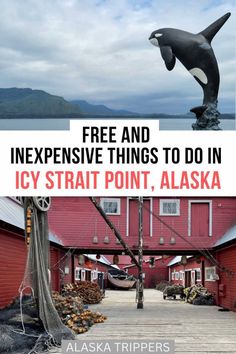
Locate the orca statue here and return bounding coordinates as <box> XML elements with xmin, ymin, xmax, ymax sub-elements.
<box><xmin>149</xmin><ymin>13</ymin><xmax>231</xmax><ymax>130</ymax></box>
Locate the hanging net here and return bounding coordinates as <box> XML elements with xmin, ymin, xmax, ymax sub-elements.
<box><xmin>0</xmin><ymin>197</ymin><xmax>74</xmax><ymax>354</ymax></box>
<box><xmin>23</xmin><ymin>197</ymin><xmax>74</xmax><ymax>341</ymax></box>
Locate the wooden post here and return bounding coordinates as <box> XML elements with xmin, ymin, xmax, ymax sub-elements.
<box><xmin>137</xmin><ymin>196</ymin><xmax>144</xmax><ymax>309</ymax></box>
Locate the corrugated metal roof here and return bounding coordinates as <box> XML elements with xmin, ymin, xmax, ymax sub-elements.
<box><xmin>85</xmin><ymin>254</ymin><xmax>111</xmax><ymax>265</ymax></box>
<box><xmin>0</xmin><ymin>197</ymin><xmax>63</xmax><ymax>246</ymax></box>
<box><xmin>168</xmin><ymin>255</ymin><xmax>192</xmax><ymax>267</ymax></box>
<box><xmin>168</xmin><ymin>256</ymin><xmax>181</xmax><ymax>266</ymax></box>
<box><xmin>0</xmin><ymin>197</ymin><xmax>24</xmax><ymax>229</ymax></box>
<box><xmin>49</xmin><ymin>232</ymin><xmax>63</xmax><ymax>246</ymax></box>
<box><xmin>214</xmin><ymin>224</ymin><xmax>236</xmax><ymax>247</ymax></box>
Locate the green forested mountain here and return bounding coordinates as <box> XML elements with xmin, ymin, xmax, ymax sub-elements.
<box><xmin>0</xmin><ymin>88</ymin><xmax>234</xmax><ymax>119</ymax></box>
<box><xmin>0</xmin><ymin>88</ymin><xmax>81</xmax><ymax>117</ymax></box>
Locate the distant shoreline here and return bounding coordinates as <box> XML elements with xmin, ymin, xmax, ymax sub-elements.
<box><xmin>0</xmin><ymin>114</ymin><xmax>235</xmax><ymax>119</ymax></box>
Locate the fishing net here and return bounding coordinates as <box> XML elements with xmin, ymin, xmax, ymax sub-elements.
<box><xmin>0</xmin><ymin>197</ymin><xmax>74</xmax><ymax>354</ymax></box>
<box><xmin>23</xmin><ymin>197</ymin><xmax>74</xmax><ymax>340</ymax></box>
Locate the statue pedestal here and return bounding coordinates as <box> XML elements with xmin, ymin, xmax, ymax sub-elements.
<box><xmin>191</xmin><ymin>102</ymin><xmax>222</xmax><ymax>131</ymax></box>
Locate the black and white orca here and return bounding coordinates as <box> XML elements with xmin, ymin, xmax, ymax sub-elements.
<box><xmin>149</xmin><ymin>13</ymin><xmax>231</xmax><ymax>115</ymax></box>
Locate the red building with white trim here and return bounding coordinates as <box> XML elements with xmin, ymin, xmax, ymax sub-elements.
<box><xmin>48</xmin><ymin>197</ymin><xmax>236</xmax><ymax>254</ymax></box>
<box><xmin>0</xmin><ymin>197</ymin><xmax>116</xmax><ymax>308</ymax></box>
<box><xmin>168</xmin><ymin>228</ymin><xmax>236</xmax><ymax>311</ymax></box>
<box><xmin>0</xmin><ymin>196</ymin><xmax>236</xmax><ymax>311</ymax></box>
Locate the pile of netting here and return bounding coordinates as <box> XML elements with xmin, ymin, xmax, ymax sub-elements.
<box><xmin>0</xmin><ymin>295</ymin><xmax>72</xmax><ymax>354</ymax></box>
<box><xmin>184</xmin><ymin>284</ymin><xmax>215</xmax><ymax>305</ymax></box>
<box><xmin>156</xmin><ymin>281</ymin><xmax>172</xmax><ymax>291</ymax></box>
<box><xmin>62</xmin><ymin>282</ymin><xmax>104</xmax><ymax>304</ymax></box>
<box><xmin>163</xmin><ymin>284</ymin><xmax>185</xmax><ymax>299</ymax></box>
<box><xmin>53</xmin><ymin>292</ymin><xmax>107</xmax><ymax>334</ymax></box>
<box><xmin>0</xmin><ymin>198</ymin><xmax>74</xmax><ymax>354</ymax></box>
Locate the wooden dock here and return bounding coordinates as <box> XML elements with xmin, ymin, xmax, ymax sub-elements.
<box><xmin>50</xmin><ymin>289</ymin><xmax>236</xmax><ymax>354</ymax></box>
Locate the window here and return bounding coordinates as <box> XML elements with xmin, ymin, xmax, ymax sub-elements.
<box><xmin>91</xmin><ymin>270</ymin><xmax>98</xmax><ymax>281</ymax></box>
<box><xmin>100</xmin><ymin>198</ymin><xmax>120</xmax><ymax>215</ymax></box>
<box><xmin>75</xmin><ymin>268</ymin><xmax>86</xmax><ymax>281</ymax></box>
<box><xmin>81</xmin><ymin>269</ymin><xmax>86</xmax><ymax>281</ymax></box>
<box><xmin>196</xmin><ymin>269</ymin><xmax>201</xmax><ymax>281</ymax></box>
<box><xmin>171</xmin><ymin>272</ymin><xmax>175</xmax><ymax>281</ymax></box>
<box><xmin>160</xmin><ymin>199</ymin><xmax>180</xmax><ymax>216</ymax></box>
<box><xmin>179</xmin><ymin>271</ymin><xmax>184</xmax><ymax>281</ymax></box>
<box><xmin>175</xmin><ymin>272</ymin><xmax>179</xmax><ymax>280</ymax></box>
<box><xmin>205</xmin><ymin>266</ymin><xmax>217</xmax><ymax>281</ymax></box>
<box><xmin>75</xmin><ymin>267</ymin><xmax>81</xmax><ymax>281</ymax></box>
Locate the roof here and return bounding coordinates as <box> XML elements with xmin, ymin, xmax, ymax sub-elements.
<box><xmin>0</xmin><ymin>197</ymin><xmax>24</xmax><ymax>230</ymax></box>
<box><xmin>0</xmin><ymin>197</ymin><xmax>63</xmax><ymax>246</ymax></box>
<box><xmin>168</xmin><ymin>255</ymin><xmax>192</xmax><ymax>267</ymax></box>
<box><xmin>85</xmin><ymin>254</ymin><xmax>120</xmax><ymax>269</ymax></box>
<box><xmin>214</xmin><ymin>224</ymin><xmax>236</xmax><ymax>247</ymax></box>
<box><xmin>85</xmin><ymin>254</ymin><xmax>111</xmax><ymax>266</ymax></box>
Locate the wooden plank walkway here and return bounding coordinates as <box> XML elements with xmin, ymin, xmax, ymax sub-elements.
<box><xmin>50</xmin><ymin>289</ymin><xmax>236</xmax><ymax>354</ymax></box>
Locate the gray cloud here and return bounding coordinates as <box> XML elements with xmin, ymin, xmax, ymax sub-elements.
<box><xmin>0</xmin><ymin>0</ymin><xmax>235</xmax><ymax>113</ymax></box>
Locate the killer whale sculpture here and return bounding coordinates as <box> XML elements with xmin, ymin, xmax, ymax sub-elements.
<box><xmin>149</xmin><ymin>12</ymin><xmax>231</xmax><ymax>130</ymax></box>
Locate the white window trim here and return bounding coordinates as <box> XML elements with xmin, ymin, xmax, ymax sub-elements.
<box><xmin>159</xmin><ymin>199</ymin><xmax>180</xmax><ymax>216</ymax></box>
<box><xmin>171</xmin><ymin>272</ymin><xmax>175</xmax><ymax>281</ymax></box>
<box><xmin>75</xmin><ymin>268</ymin><xmax>91</xmax><ymax>281</ymax></box>
<box><xmin>195</xmin><ymin>268</ymin><xmax>201</xmax><ymax>282</ymax></box>
<box><xmin>188</xmin><ymin>200</ymin><xmax>212</xmax><ymax>237</ymax></box>
<box><xmin>179</xmin><ymin>271</ymin><xmax>184</xmax><ymax>281</ymax></box>
<box><xmin>205</xmin><ymin>266</ymin><xmax>217</xmax><ymax>282</ymax></box>
<box><xmin>191</xmin><ymin>270</ymin><xmax>196</xmax><ymax>284</ymax></box>
<box><xmin>75</xmin><ymin>267</ymin><xmax>81</xmax><ymax>281</ymax></box>
<box><xmin>81</xmin><ymin>269</ymin><xmax>86</xmax><ymax>281</ymax></box>
<box><xmin>175</xmin><ymin>272</ymin><xmax>179</xmax><ymax>280</ymax></box>
<box><xmin>91</xmin><ymin>269</ymin><xmax>98</xmax><ymax>281</ymax></box>
<box><xmin>100</xmin><ymin>198</ymin><xmax>121</xmax><ymax>215</ymax></box>
<box><xmin>126</xmin><ymin>197</ymin><xmax>153</xmax><ymax>237</ymax></box>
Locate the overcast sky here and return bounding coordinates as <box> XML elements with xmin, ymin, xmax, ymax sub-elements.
<box><xmin>0</xmin><ymin>0</ymin><xmax>235</xmax><ymax>114</ymax></box>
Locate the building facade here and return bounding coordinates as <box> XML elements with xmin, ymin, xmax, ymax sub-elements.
<box><xmin>0</xmin><ymin>196</ymin><xmax>236</xmax><ymax>311</ymax></box>
<box><xmin>48</xmin><ymin>197</ymin><xmax>236</xmax><ymax>254</ymax></box>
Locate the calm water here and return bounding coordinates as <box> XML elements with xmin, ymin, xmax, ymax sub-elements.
<box><xmin>0</xmin><ymin>118</ymin><xmax>234</xmax><ymax>130</ymax></box>
<box><xmin>159</xmin><ymin>118</ymin><xmax>235</xmax><ymax>130</ymax></box>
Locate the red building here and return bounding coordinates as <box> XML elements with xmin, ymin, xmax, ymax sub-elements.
<box><xmin>0</xmin><ymin>197</ymin><xmax>64</xmax><ymax>307</ymax></box>
<box><xmin>0</xmin><ymin>197</ymin><xmax>115</xmax><ymax>308</ymax></box>
<box><xmin>48</xmin><ymin>197</ymin><xmax>236</xmax><ymax>254</ymax></box>
<box><xmin>123</xmin><ymin>256</ymin><xmax>171</xmax><ymax>288</ymax></box>
<box><xmin>168</xmin><ymin>227</ymin><xmax>236</xmax><ymax>311</ymax></box>
<box><xmin>47</xmin><ymin>197</ymin><xmax>236</xmax><ymax>309</ymax></box>
<box><xmin>1</xmin><ymin>196</ymin><xmax>236</xmax><ymax>311</ymax></box>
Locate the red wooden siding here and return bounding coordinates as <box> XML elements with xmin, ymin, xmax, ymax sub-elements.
<box><xmin>0</xmin><ymin>227</ymin><xmax>64</xmax><ymax>307</ymax></box>
<box><xmin>126</xmin><ymin>258</ymin><xmax>171</xmax><ymax>288</ymax></box>
<box><xmin>217</xmin><ymin>245</ymin><xmax>236</xmax><ymax>311</ymax></box>
<box><xmin>0</xmin><ymin>228</ymin><xmax>27</xmax><ymax>308</ymax></box>
<box><xmin>129</xmin><ymin>199</ymin><xmax>150</xmax><ymax>236</ymax></box>
<box><xmin>48</xmin><ymin>197</ymin><xmax>236</xmax><ymax>252</ymax></box>
<box><xmin>203</xmin><ymin>258</ymin><xmax>218</xmax><ymax>298</ymax></box>
<box><xmin>50</xmin><ymin>247</ymin><xmax>61</xmax><ymax>292</ymax></box>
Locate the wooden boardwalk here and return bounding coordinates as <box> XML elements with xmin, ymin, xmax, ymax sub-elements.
<box><xmin>50</xmin><ymin>289</ymin><xmax>236</xmax><ymax>354</ymax></box>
